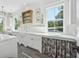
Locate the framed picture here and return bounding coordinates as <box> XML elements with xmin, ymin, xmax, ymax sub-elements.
<box><xmin>22</xmin><ymin>10</ymin><xmax>33</xmax><ymax>24</ymax></box>
<box><xmin>35</xmin><ymin>8</ymin><xmax>44</xmax><ymax>25</ymax></box>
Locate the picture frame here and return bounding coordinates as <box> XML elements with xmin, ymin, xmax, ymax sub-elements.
<box><xmin>34</xmin><ymin>8</ymin><xmax>44</xmax><ymax>25</ymax></box>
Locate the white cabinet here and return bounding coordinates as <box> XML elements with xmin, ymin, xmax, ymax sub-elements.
<box><xmin>4</xmin><ymin>32</ymin><xmax>42</xmax><ymax>53</ymax></box>
<box><xmin>0</xmin><ymin>36</ymin><xmax>17</xmax><ymax>58</ymax></box>
<box><xmin>23</xmin><ymin>34</ymin><xmax>42</xmax><ymax>53</ymax></box>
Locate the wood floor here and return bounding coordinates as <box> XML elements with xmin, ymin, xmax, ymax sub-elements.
<box><xmin>18</xmin><ymin>44</ymin><xmax>49</xmax><ymax>58</ymax></box>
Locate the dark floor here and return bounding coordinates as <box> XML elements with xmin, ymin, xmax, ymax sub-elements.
<box><xmin>18</xmin><ymin>44</ymin><xmax>49</xmax><ymax>58</ymax></box>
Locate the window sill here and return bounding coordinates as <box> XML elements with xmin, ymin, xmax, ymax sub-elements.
<box><xmin>45</xmin><ymin>32</ymin><xmax>77</xmax><ymax>40</ymax></box>
<box><xmin>47</xmin><ymin>32</ymin><xmax>63</xmax><ymax>36</ymax></box>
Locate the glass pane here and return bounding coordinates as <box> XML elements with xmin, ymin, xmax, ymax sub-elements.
<box><xmin>47</xmin><ymin>7</ymin><xmax>55</xmax><ymax>21</ymax></box>
<box><xmin>47</xmin><ymin>5</ymin><xmax>64</xmax><ymax>32</ymax></box>
<box><xmin>55</xmin><ymin>6</ymin><xmax>63</xmax><ymax>32</ymax></box>
<box><xmin>47</xmin><ymin>7</ymin><xmax>55</xmax><ymax>32</ymax></box>
<box><xmin>0</xmin><ymin>17</ymin><xmax>3</xmax><ymax>32</ymax></box>
<box><xmin>55</xmin><ymin>6</ymin><xmax>63</xmax><ymax>19</ymax></box>
<box><xmin>15</xmin><ymin>18</ymin><xmax>20</xmax><ymax>30</ymax></box>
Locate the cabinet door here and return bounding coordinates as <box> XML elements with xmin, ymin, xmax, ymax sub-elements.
<box><xmin>65</xmin><ymin>41</ymin><xmax>71</xmax><ymax>58</ymax></box>
<box><xmin>56</xmin><ymin>40</ymin><xmax>61</xmax><ymax>58</ymax></box>
<box><xmin>23</xmin><ymin>34</ymin><xmax>32</xmax><ymax>47</ymax></box>
<box><xmin>70</xmin><ymin>42</ymin><xmax>77</xmax><ymax>58</ymax></box>
<box><xmin>19</xmin><ymin>35</ymin><xmax>25</xmax><ymax>44</ymax></box>
<box><xmin>61</xmin><ymin>40</ymin><xmax>66</xmax><ymax>58</ymax></box>
<box><xmin>0</xmin><ymin>39</ymin><xmax>17</xmax><ymax>58</ymax></box>
<box><xmin>28</xmin><ymin>35</ymin><xmax>42</xmax><ymax>52</ymax></box>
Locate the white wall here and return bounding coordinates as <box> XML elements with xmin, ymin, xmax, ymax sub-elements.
<box><xmin>0</xmin><ymin>12</ymin><xmax>14</xmax><ymax>32</ymax></box>
<box><xmin>4</xmin><ymin>13</ymin><xmax>15</xmax><ymax>32</ymax></box>
<box><xmin>12</xmin><ymin>1</ymin><xmax>47</xmax><ymax>33</ymax></box>
<box><xmin>77</xmin><ymin>0</ymin><xmax>79</xmax><ymax>37</ymax></box>
<box><xmin>13</xmin><ymin>0</ymin><xmax>66</xmax><ymax>33</ymax></box>
<box><xmin>11</xmin><ymin>0</ymin><xmax>77</xmax><ymax>36</ymax></box>
<box><xmin>64</xmin><ymin>0</ymin><xmax>77</xmax><ymax>36</ymax></box>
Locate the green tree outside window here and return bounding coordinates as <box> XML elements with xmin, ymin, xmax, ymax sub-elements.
<box><xmin>47</xmin><ymin>5</ymin><xmax>64</xmax><ymax>32</ymax></box>
<box><xmin>0</xmin><ymin>18</ymin><xmax>3</xmax><ymax>32</ymax></box>
<box><xmin>15</xmin><ymin>18</ymin><xmax>20</xmax><ymax>30</ymax></box>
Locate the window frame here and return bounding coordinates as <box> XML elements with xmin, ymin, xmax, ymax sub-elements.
<box><xmin>0</xmin><ymin>15</ymin><xmax>4</xmax><ymax>32</ymax></box>
<box><xmin>46</xmin><ymin>3</ymin><xmax>64</xmax><ymax>33</ymax></box>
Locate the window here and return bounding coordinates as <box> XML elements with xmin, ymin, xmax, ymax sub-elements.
<box><xmin>0</xmin><ymin>17</ymin><xmax>3</xmax><ymax>32</ymax></box>
<box><xmin>15</xmin><ymin>18</ymin><xmax>20</xmax><ymax>30</ymax></box>
<box><xmin>47</xmin><ymin>4</ymin><xmax>64</xmax><ymax>32</ymax></box>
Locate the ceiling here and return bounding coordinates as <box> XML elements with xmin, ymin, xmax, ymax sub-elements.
<box><xmin>0</xmin><ymin>0</ymin><xmax>57</xmax><ymax>13</ymax></box>
<box><xmin>0</xmin><ymin>0</ymin><xmax>78</xmax><ymax>13</ymax></box>
<box><xmin>0</xmin><ymin>0</ymin><xmax>43</xmax><ymax>12</ymax></box>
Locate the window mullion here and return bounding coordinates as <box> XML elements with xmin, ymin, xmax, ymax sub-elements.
<box><xmin>54</xmin><ymin>7</ymin><xmax>56</xmax><ymax>32</ymax></box>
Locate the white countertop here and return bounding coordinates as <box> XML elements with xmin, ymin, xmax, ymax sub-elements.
<box><xmin>8</xmin><ymin>31</ymin><xmax>78</xmax><ymax>38</ymax></box>
<box><xmin>22</xmin><ymin>32</ymin><xmax>77</xmax><ymax>39</ymax></box>
<box><xmin>3</xmin><ymin>31</ymin><xmax>78</xmax><ymax>41</ymax></box>
<box><xmin>0</xmin><ymin>34</ymin><xmax>16</xmax><ymax>41</ymax></box>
